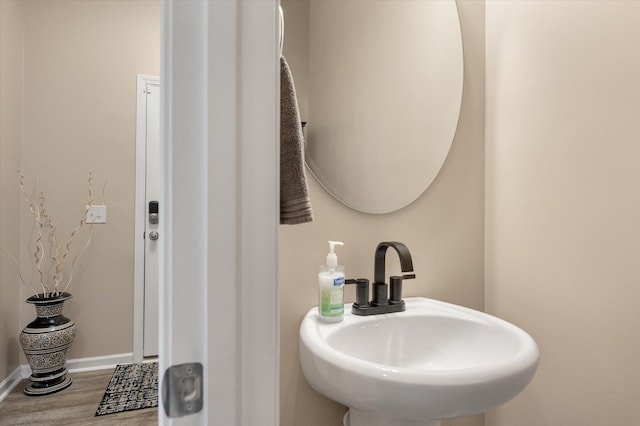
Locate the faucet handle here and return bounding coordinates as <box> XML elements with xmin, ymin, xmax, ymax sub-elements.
<box><xmin>389</xmin><ymin>274</ymin><xmax>415</xmax><ymax>304</ymax></box>
<box><xmin>345</xmin><ymin>278</ymin><xmax>370</xmax><ymax>307</ymax></box>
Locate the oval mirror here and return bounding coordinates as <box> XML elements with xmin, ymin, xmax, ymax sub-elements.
<box><xmin>305</xmin><ymin>0</ymin><xmax>463</xmax><ymax>214</ymax></box>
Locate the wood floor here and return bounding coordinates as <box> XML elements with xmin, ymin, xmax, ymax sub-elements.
<box><xmin>0</xmin><ymin>368</ymin><xmax>157</xmax><ymax>426</ymax></box>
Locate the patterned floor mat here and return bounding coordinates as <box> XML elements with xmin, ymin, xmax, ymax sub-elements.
<box><xmin>95</xmin><ymin>362</ymin><xmax>158</xmax><ymax>416</ymax></box>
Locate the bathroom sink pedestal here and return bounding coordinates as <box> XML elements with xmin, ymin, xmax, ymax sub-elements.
<box><xmin>345</xmin><ymin>409</ymin><xmax>441</xmax><ymax>426</ymax></box>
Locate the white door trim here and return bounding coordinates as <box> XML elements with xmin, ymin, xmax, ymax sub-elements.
<box><xmin>160</xmin><ymin>1</ymin><xmax>279</xmax><ymax>424</ymax></box>
<box><xmin>134</xmin><ymin>74</ymin><xmax>160</xmax><ymax>363</ymax></box>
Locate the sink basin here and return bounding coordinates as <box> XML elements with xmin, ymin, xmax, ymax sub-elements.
<box><xmin>299</xmin><ymin>297</ymin><xmax>539</xmax><ymax>426</ymax></box>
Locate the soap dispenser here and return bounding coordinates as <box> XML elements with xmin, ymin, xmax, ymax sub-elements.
<box><xmin>318</xmin><ymin>241</ymin><xmax>345</xmax><ymax>322</ymax></box>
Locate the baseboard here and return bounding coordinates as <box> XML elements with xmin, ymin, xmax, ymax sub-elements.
<box><xmin>18</xmin><ymin>352</ymin><xmax>135</xmax><ymax>380</ymax></box>
<box><xmin>1</xmin><ymin>353</ymin><xmax>137</xmax><ymax>404</ymax></box>
<box><xmin>0</xmin><ymin>366</ymin><xmax>23</xmax><ymax>403</ymax></box>
<box><xmin>66</xmin><ymin>352</ymin><xmax>135</xmax><ymax>373</ymax></box>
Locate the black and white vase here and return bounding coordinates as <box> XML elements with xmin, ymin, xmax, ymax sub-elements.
<box><xmin>19</xmin><ymin>292</ymin><xmax>77</xmax><ymax>396</ymax></box>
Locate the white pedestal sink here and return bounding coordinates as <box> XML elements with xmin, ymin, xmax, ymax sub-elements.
<box><xmin>299</xmin><ymin>297</ymin><xmax>539</xmax><ymax>426</ymax></box>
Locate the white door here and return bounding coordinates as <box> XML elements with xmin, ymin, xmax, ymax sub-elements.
<box><xmin>134</xmin><ymin>75</ymin><xmax>160</xmax><ymax>359</ymax></box>
<box><xmin>160</xmin><ymin>1</ymin><xmax>279</xmax><ymax>424</ymax></box>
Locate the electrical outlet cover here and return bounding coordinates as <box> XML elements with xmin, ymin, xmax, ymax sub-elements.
<box><xmin>86</xmin><ymin>205</ymin><xmax>107</xmax><ymax>224</ymax></box>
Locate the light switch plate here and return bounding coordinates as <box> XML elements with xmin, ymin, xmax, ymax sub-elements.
<box><xmin>86</xmin><ymin>205</ymin><xmax>107</xmax><ymax>224</ymax></box>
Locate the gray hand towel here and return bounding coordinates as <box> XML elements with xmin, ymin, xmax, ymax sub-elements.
<box><xmin>280</xmin><ymin>56</ymin><xmax>313</xmax><ymax>224</ymax></box>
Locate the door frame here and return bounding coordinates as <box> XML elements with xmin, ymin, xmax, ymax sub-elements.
<box><xmin>159</xmin><ymin>1</ymin><xmax>279</xmax><ymax>424</ymax></box>
<box><xmin>133</xmin><ymin>74</ymin><xmax>160</xmax><ymax>362</ymax></box>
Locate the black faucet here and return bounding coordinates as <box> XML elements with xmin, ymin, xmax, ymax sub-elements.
<box><xmin>346</xmin><ymin>242</ymin><xmax>416</xmax><ymax>316</ymax></box>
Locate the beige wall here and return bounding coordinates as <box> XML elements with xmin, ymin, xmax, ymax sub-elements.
<box><xmin>16</xmin><ymin>0</ymin><xmax>160</xmax><ymax>359</ymax></box>
<box><xmin>0</xmin><ymin>0</ymin><xmax>25</xmax><ymax>381</ymax></box>
<box><xmin>486</xmin><ymin>1</ymin><xmax>640</xmax><ymax>425</ymax></box>
<box><xmin>280</xmin><ymin>1</ymin><xmax>486</xmax><ymax>425</ymax></box>
<box><xmin>4</xmin><ymin>1</ymin><xmax>639</xmax><ymax>424</ymax></box>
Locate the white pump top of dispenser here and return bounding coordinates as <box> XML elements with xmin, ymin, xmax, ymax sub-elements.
<box><xmin>326</xmin><ymin>241</ymin><xmax>344</xmax><ymax>269</ymax></box>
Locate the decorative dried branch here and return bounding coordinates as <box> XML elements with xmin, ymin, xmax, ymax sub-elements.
<box><xmin>100</xmin><ymin>179</ymin><xmax>107</xmax><ymax>204</ymax></box>
<box><xmin>53</xmin><ymin>213</ymin><xmax>86</xmax><ymax>289</ymax></box>
<box><xmin>53</xmin><ymin>172</ymin><xmax>93</xmax><ymax>295</ymax></box>
<box><xmin>60</xmin><ymin>174</ymin><xmax>96</xmax><ymax>294</ymax></box>
<box><xmin>61</xmin><ymin>223</ymin><xmax>94</xmax><ymax>294</ymax></box>
<box><xmin>38</xmin><ymin>193</ymin><xmax>61</xmax><ymax>283</ymax></box>
<box><xmin>1</xmin><ymin>171</ymin><xmax>100</xmax><ymax>298</ymax></box>
<box><xmin>19</xmin><ymin>173</ymin><xmax>48</xmax><ymax>296</ymax></box>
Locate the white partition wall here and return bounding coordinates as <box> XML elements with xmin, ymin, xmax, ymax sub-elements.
<box><xmin>160</xmin><ymin>1</ymin><xmax>279</xmax><ymax>425</ymax></box>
